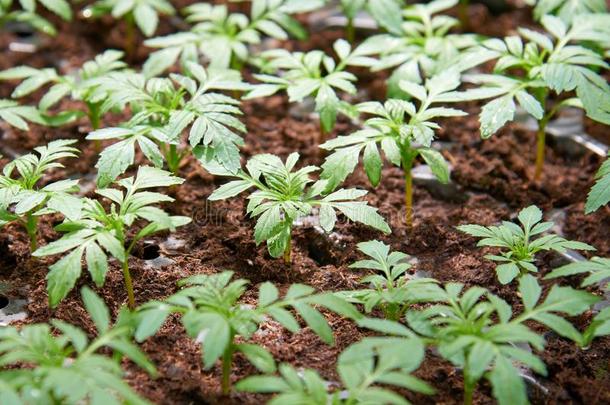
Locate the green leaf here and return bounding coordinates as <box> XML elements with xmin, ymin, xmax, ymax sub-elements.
<box><xmin>497</xmin><ymin>262</ymin><xmax>520</xmax><ymax>284</ymax></box>
<box><xmin>208</xmin><ymin>180</ymin><xmax>252</xmax><ymax>201</ymax></box>
<box><xmin>418</xmin><ymin>148</ymin><xmax>449</xmax><ymax>184</ymax></box>
<box><xmin>293</xmin><ymin>303</ymin><xmax>334</xmax><ymax>345</ymax></box>
<box><xmin>318</xmin><ymin>204</ymin><xmax>337</xmax><ymax>233</ymax></box>
<box><xmin>363</xmin><ymin>142</ymin><xmax>382</xmax><ymax>187</ymax></box>
<box><xmin>259</xmin><ymin>282</ymin><xmax>279</xmax><ymax>307</ymax></box>
<box><xmin>518</xmin><ymin>205</ymin><xmax>542</xmax><ymax>231</ymax></box>
<box><xmin>489</xmin><ymin>355</ymin><xmax>527</xmax><ymax>405</ymax></box>
<box><xmin>86</xmin><ymin>243</ymin><xmax>108</xmax><ymax>287</ymax></box>
<box><xmin>585</xmin><ymin>154</ymin><xmax>610</xmax><ymax>213</ymax></box>
<box><xmin>81</xmin><ymin>287</ymin><xmax>110</xmax><ymax>334</ymax></box>
<box><xmin>332</xmin><ymin>202</ymin><xmax>391</xmax><ymax>234</ymax></box>
<box><xmin>367</xmin><ymin>0</ymin><xmax>403</xmax><ymax>35</ymax></box>
<box><xmin>135</xmin><ymin>304</ymin><xmax>171</xmax><ymax>342</ymax></box>
<box><xmin>95</xmin><ymin>139</ymin><xmax>135</xmax><ymax>188</ymax></box>
<box><xmin>515</xmin><ymin>90</ymin><xmax>543</xmax><ymax>120</ymax></box>
<box><xmin>480</xmin><ymin>96</ymin><xmax>516</xmax><ymax>138</ymax></box>
<box><xmin>134</xmin><ymin>4</ymin><xmax>159</xmax><ymax>37</ymax></box>
<box><xmin>519</xmin><ymin>274</ymin><xmax>541</xmax><ymax>311</ymax></box>
<box><xmin>96</xmin><ymin>231</ymin><xmax>126</xmax><ymax>262</ymax></box>
<box><xmin>236</xmin><ymin>343</ymin><xmax>276</xmax><ymax>373</ymax></box>
<box><xmin>106</xmin><ymin>339</ymin><xmax>157</xmax><ymax>376</ymax></box>
<box><xmin>46</xmin><ymin>247</ymin><xmax>85</xmax><ymax>307</ymax></box>
<box><xmin>467</xmin><ymin>341</ymin><xmax>495</xmax><ymax>381</ymax></box>
<box><xmin>267</xmin><ymin>307</ymin><xmax>300</xmax><ymax>332</ymax></box>
<box><xmin>183</xmin><ymin>312</ymin><xmax>230</xmax><ymax>369</ymax></box>
<box><xmin>236</xmin><ymin>375</ymin><xmax>291</xmax><ymax>393</ymax></box>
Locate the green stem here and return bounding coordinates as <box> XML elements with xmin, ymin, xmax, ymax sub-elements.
<box><xmin>463</xmin><ymin>376</ymin><xmax>475</xmax><ymax>405</ymax></box>
<box><xmin>88</xmin><ymin>103</ymin><xmax>101</xmax><ymax>130</ymax></box>
<box><xmin>283</xmin><ymin>232</ymin><xmax>292</xmax><ymax>265</ymax></box>
<box><xmin>400</xmin><ymin>146</ymin><xmax>415</xmax><ymax>229</ymax></box>
<box><xmin>319</xmin><ymin>121</ymin><xmax>328</xmax><ymax>145</ymax></box>
<box><xmin>229</xmin><ymin>54</ymin><xmax>244</xmax><ymax>72</ymax></box>
<box><xmin>166</xmin><ymin>144</ymin><xmax>181</xmax><ymax>175</ymax></box>
<box><xmin>221</xmin><ymin>348</ymin><xmax>233</xmax><ymax>395</ymax></box>
<box><xmin>125</xmin><ymin>13</ymin><xmax>136</xmax><ymax>62</ymax></box>
<box><xmin>88</xmin><ymin>103</ymin><xmax>102</xmax><ymax>152</ymax></box>
<box><xmin>532</xmin><ymin>89</ymin><xmax>550</xmax><ymax>182</ymax></box>
<box><xmin>25</xmin><ymin>213</ymin><xmax>38</xmax><ymax>252</ymax></box>
<box><xmin>122</xmin><ymin>258</ymin><xmax>135</xmax><ymax>309</ymax></box>
<box><xmin>534</xmin><ymin>120</ymin><xmax>548</xmax><ymax>181</ymax></box>
<box><xmin>346</xmin><ymin>17</ymin><xmax>355</xmax><ymax>43</ymax></box>
<box><xmin>384</xmin><ymin>303</ymin><xmax>401</xmax><ymax>321</ymax></box>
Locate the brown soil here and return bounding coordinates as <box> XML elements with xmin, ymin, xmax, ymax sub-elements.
<box><xmin>1</xmin><ymin>2</ymin><xmax>609</xmax><ymax>405</ymax></box>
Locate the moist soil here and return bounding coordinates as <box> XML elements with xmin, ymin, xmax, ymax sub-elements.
<box><xmin>1</xmin><ymin>2</ymin><xmax>609</xmax><ymax>405</ymax></box>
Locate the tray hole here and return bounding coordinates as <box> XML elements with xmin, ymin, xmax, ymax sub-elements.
<box><xmin>140</xmin><ymin>244</ymin><xmax>160</xmax><ymax>260</ymax></box>
<box><xmin>306</xmin><ymin>233</ymin><xmax>337</xmax><ymax>266</ymax></box>
<box><xmin>0</xmin><ymin>296</ymin><xmax>9</xmax><ymax>310</ymax></box>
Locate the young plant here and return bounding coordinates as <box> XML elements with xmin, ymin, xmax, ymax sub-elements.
<box><xmin>523</xmin><ymin>0</ymin><xmax>607</xmax><ymax>23</ymax></box>
<box><xmin>458</xmin><ymin>205</ymin><xmax>595</xmax><ymax>284</ymax></box>
<box><xmin>83</xmin><ymin>0</ymin><xmax>175</xmax><ymax>58</ymax></box>
<box><xmin>406</xmin><ymin>275</ymin><xmax>599</xmax><ymax>405</ymax></box>
<box><xmin>338</xmin><ymin>240</ymin><xmax>445</xmax><ymax>320</ymax></box>
<box><xmin>0</xmin><ymin>0</ymin><xmax>72</xmax><ymax>36</ymax></box>
<box><xmin>545</xmin><ymin>256</ymin><xmax>610</xmax><ymax>347</ymax></box>
<box><xmin>244</xmin><ymin>39</ymin><xmax>377</xmax><ymax>138</ymax></box>
<box><xmin>585</xmin><ymin>152</ymin><xmax>610</xmax><ymax>214</ymax></box>
<box><xmin>458</xmin><ymin>14</ymin><xmax>610</xmax><ymax>180</ymax></box>
<box><xmin>0</xmin><ymin>287</ymin><xmax>155</xmax><ymax>404</ymax></box>
<box><xmin>0</xmin><ymin>50</ymin><xmax>128</xmax><ymax>130</ymax></box>
<box><xmin>134</xmin><ymin>271</ymin><xmax>362</xmax><ymax>395</ymax></box>
<box><xmin>88</xmin><ymin>63</ymin><xmax>249</xmax><ymax>186</ymax></box>
<box><xmin>237</xmin><ymin>335</ymin><xmax>434</xmax><ymax>403</ymax></box>
<box><xmin>320</xmin><ymin>70</ymin><xmax>465</xmax><ymax>227</ymax></box>
<box><xmin>32</xmin><ymin>166</ymin><xmax>191</xmax><ymax>308</ymax></box>
<box><xmin>362</xmin><ymin>0</ymin><xmax>480</xmax><ymax>97</ymax></box>
<box><xmin>207</xmin><ymin>152</ymin><xmax>390</xmax><ymax>263</ymax></box>
<box><xmin>0</xmin><ymin>139</ymin><xmax>81</xmax><ymax>252</ymax></box>
<box><xmin>143</xmin><ymin>1</ymin><xmax>323</xmax><ymax>77</ymax></box>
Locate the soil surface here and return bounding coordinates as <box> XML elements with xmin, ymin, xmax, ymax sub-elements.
<box><xmin>1</xmin><ymin>2</ymin><xmax>609</xmax><ymax>405</ymax></box>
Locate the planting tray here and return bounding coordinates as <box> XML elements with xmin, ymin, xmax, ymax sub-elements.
<box><xmin>0</xmin><ymin>2</ymin><xmax>609</xmax><ymax>404</ymax></box>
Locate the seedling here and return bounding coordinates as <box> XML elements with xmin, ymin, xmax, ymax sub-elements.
<box><xmin>0</xmin><ymin>287</ymin><xmax>155</xmax><ymax>404</ymax></box>
<box><xmin>545</xmin><ymin>256</ymin><xmax>610</xmax><ymax>347</ymax></box>
<box><xmin>458</xmin><ymin>205</ymin><xmax>595</xmax><ymax>284</ymax></box>
<box><xmin>363</xmin><ymin>0</ymin><xmax>480</xmax><ymax>97</ymax></box>
<box><xmin>143</xmin><ymin>1</ymin><xmax>322</xmax><ymax>77</ymax></box>
<box><xmin>320</xmin><ymin>70</ymin><xmax>465</xmax><ymax>227</ymax></box>
<box><xmin>338</xmin><ymin>240</ymin><xmax>445</xmax><ymax>320</ymax></box>
<box><xmin>208</xmin><ymin>152</ymin><xmax>390</xmax><ymax>263</ymax></box>
<box><xmin>237</xmin><ymin>335</ymin><xmax>434</xmax><ymax>402</ymax></box>
<box><xmin>83</xmin><ymin>0</ymin><xmax>175</xmax><ymax>58</ymax></box>
<box><xmin>458</xmin><ymin>15</ymin><xmax>610</xmax><ymax>180</ymax></box>
<box><xmin>32</xmin><ymin>166</ymin><xmax>191</xmax><ymax>308</ymax></box>
<box><xmin>0</xmin><ymin>50</ymin><xmax>128</xmax><ymax>131</ymax></box>
<box><xmin>524</xmin><ymin>0</ymin><xmax>607</xmax><ymax>23</ymax></box>
<box><xmin>244</xmin><ymin>39</ymin><xmax>377</xmax><ymax>139</ymax></box>
<box><xmin>134</xmin><ymin>271</ymin><xmax>362</xmax><ymax>395</ymax></box>
<box><xmin>0</xmin><ymin>139</ymin><xmax>82</xmax><ymax>252</ymax></box>
<box><xmin>88</xmin><ymin>63</ymin><xmax>249</xmax><ymax>186</ymax></box>
<box><xmin>585</xmin><ymin>152</ymin><xmax>610</xmax><ymax>214</ymax></box>
<box><xmin>336</xmin><ymin>0</ymin><xmax>403</xmax><ymax>43</ymax></box>
<box><xmin>0</xmin><ymin>0</ymin><xmax>72</xmax><ymax>36</ymax></box>
<box><xmin>406</xmin><ymin>275</ymin><xmax>599</xmax><ymax>405</ymax></box>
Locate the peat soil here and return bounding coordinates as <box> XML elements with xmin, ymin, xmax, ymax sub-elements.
<box><xmin>1</xmin><ymin>2</ymin><xmax>609</xmax><ymax>404</ymax></box>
